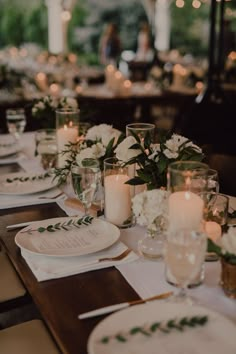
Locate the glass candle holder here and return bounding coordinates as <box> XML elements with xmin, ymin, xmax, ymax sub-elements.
<box><xmin>56</xmin><ymin>108</ymin><xmax>79</xmax><ymax>168</ymax></box>
<box><xmin>166</xmin><ymin>160</ymin><xmax>209</xmax><ymax>288</ymax></box>
<box><xmin>221</xmin><ymin>258</ymin><xmax>236</xmax><ymax>299</ymax></box>
<box><xmin>126</xmin><ymin>123</ymin><xmax>155</xmax><ymax>143</ymax></box>
<box><xmin>167</xmin><ymin>161</ymin><xmax>209</xmax><ymax>233</ymax></box>
<box><xmin>104</xmin><ymin>157</ymin><xmax>133</xmax><ymax>228</ymax></box>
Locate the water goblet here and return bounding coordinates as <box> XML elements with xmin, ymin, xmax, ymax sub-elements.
<box><xmin>6</xmin><ymin>108</ymin><xmax>26</xmax><ymax>141</ymax></box>
<box><xmin>71</xmin><ymin>159</ymin><xmax>101</xmax><ymax>216</ymax></box>
<box><xmin>164</xmin><ymin>229</ymin><xmax>207</xmax><ymax>304</ymax></box>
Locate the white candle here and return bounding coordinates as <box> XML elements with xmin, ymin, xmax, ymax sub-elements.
<box><xmin>104</xmin><ymin>174</ymin><xmax>131</xmax><ymax>226</ymax></box>
<box><xmin>105</xmin><ymin>64</ymin><xmax>116</xmax><ymax>89</ymax></box>
<box><xmin>57</xmin><ymin>124</ymin><xmax>78</xmax><ymax>167</ymax></box>
<box><xmin>205</xmin><ymin>221</ymin><xmax>222</xmax><ymax>242</ymax></box>
<box><xmin>168</xmin><ymin>191</ymin><xmax>204</xmax><ymax>232</ymax></box>
<box><xmin>113</xmin><ymin>70</ymin><xmax>124</xmax><ymax>94</ymax></box>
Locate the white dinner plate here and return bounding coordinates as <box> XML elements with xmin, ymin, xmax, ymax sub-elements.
<box><xmin>88</xmin><ymin>301</ymin><xmax>236</xmax><ymax>354</ymax></box>
<box><xmin>15</xmin><ymin>217</ymin><xmax>120</xmax><ymax>257</ymax></box>
<box><xmin>0</xmin><ymin>142</ymin><xmax>21</xmax><ymax>158</ymax></box>
<box><xmin>0</xmin><ymin>172</ymin><xmax>58</xmax><ymax>195</ymax></box>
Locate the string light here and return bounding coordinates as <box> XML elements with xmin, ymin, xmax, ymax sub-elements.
<box><xmin>192</xmin><ymin>0</ymin><xmax>201</xmax><ymax>8</ymax></box>
<box><xmin>176</xmin><ymin>0</ymin><xmax>185</xmax><ymax>8</ymax></box>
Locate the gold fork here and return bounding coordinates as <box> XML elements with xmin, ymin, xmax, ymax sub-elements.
<box><xmin>98</xmin><ymin>248</ymin><xmax>132</xmax><ymax>262</ymax></box>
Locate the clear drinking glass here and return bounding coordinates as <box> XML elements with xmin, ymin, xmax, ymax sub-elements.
<box><xmin>206</xmin><ymin>168</ymin><xmax>219</xmax><ymax>193</ymax></box>
<box><xmin>6</xmin><ymin>108</ymin><xmax>26</xmax><ymax>140</ymax></box>
<box><xmin>71</xmin><ymin>159</ymin><xmax>100</xmax><ymax>216</ymax></box>
<box><xmin>126</xmin><ymin>123</ymin><xmax>155</xmax><ymax>143</ymax></box>
<box><xmin>36</xmin><ymin>129</ymin><xmax>58</xmax><ymax>170</ymax></box>
<box><xmin>165</xmin><ymin>229</ymin><xmax>207</xmax><ymax>303</ymax></box>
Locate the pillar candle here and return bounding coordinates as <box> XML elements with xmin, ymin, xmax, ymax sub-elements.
<box><xmin>104</xmin><ymin>174</ymin><xmax>131</xmax><ymax>226</ymax></box>
<box><xmin>57</xmin><ymin>124</ymin><xmax>78</xmax><ymax>167</ymax></box>
<box><xmin>168</xmin><ymin>191</ymin><xmax>204</xmax><ymax>232</ymax></box>
<box><xmin>46</xmin><ymin>0</ymin><xmax>63</xmax><ymax>54</ymax></box>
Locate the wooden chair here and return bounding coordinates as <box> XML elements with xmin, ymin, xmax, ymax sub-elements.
<box><xmin>0</xmin><ymin>319</ymin><xmax>60</xmax><ymax>354</ymax></box>
<box><xmin>0</xmin><ymin>251</ymin><xmax>29</xmax><ymax>313</ymax></box>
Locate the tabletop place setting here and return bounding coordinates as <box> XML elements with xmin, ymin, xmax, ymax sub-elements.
<box><xmin>0</xmin><ymin>119</ymin><xmax>236</xmax><ymax>354</ymax></box>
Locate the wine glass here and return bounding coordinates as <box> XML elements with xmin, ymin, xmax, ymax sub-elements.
<box><xmin>164</xmin><ymin>229</ymin><xmax>207</xmax><ymax>304</ymax></box>
<box><xmin>71</xmin><ymin>159</ymin><xmax>101</xmax><ymax>216</ymax></box>
<box><xmin>6</xmin><ymin>108</ymin><xmax>26</xmax><ymax>141</ymax></box>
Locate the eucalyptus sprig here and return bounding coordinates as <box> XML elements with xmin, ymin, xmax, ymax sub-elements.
<box><xmin>100</xmin><ymin>315</ymin><xmax>208</xmax><ymax>344</ymax></box>
<box><xmin>6</xmin><ymin>172</ymin><xmax>51</xmax><ymax>183</ymax></box>
<box><xmin>20</xmin><ymin>216</ymin><xmax>93</xmax><ymax>235</ymax></box>
<box><xmin>53</xmin><ymin>141</ymin><xmax>80</xmax><ymax>185</ymax></box>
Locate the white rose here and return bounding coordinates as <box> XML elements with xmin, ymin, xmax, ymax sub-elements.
<box><xmin>115</xmin><ymin>136</ymin><xmax>142</xmax><ymax>163</ymax></box>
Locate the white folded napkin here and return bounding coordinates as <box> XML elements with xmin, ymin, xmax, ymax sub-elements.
<box><xmin>0</xmin><ymin>188</ymin><xmax>65</xmax><ymax>209</ymax></box>
<box><xmin>21</xmin><ymin>242</ymin><xmax>138</xmax><ymax>282</ymax></box>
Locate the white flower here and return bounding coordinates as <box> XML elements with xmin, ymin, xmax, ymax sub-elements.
<box><xmin>148</xmin><ymin>143</ymin><xmax>161</xmax><ymax>161</ymax></box>
<box><xmin>115</xmin><ymin>136</ymin><xmax>142</xmax><ymax>162</ymax></box>
<box><xmin>85</xmin><ymin>124</ymin><xmax>121</xmax><ymax>147</ymax></box>
<box><xmin>60</xmin><ymin>97</ymin><xmax>78</xmax><ymax>109</ymax></box>
<box><xmin>91</xmin><ymin>142</ymin><xmax>106</xmax><ymax>158</ymax></box>
<box><xmin>76</xmin><ymin>147</ymin><xmax>96</xmax><ymax>166</ymax></box>
<box><xmin>132</xmin><ymin>189</ymin><xmax>168</xmax><ymax>229</ymax></box>
<box><xmin>220</xmin><ymin>227</ymin><xmax>236</xmax><ymax>256</ymax></box>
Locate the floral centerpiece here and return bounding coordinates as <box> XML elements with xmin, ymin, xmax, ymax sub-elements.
<box><xmin>132</xmin><ymin>189</ymin><xmax>168</xmax><ymax>235</ymax></box>
<box><xmin>132</xmin><ymin>188</ymin><xmax>169</xmax><ymax>259</ymax></box>
<box><xmin>53</xmin><ymin>124</ymin><xmax>125</xmax><ymax>185</ymax></box>
<box><xmin>208</xmin><ymin>227</ymin><xmax>236</xmax><ymax>298</ymax></box>
<box><xmin>32</xmin><ymin>95</ymin><xmax>78</xmax><ymax>129</ymax></box>
<box><xmin>115</xmin><ymin>131</ymin><xmax>204</xmax><ymax>190</ymax></box>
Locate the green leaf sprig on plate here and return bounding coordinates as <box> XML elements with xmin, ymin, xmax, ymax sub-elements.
<box><xmin>100</xmin><ymin>315</ymin><xmax>208</xmax><ymax>344</ymax></box>
<box><xmin>20</xmin><ymin>216</ymin><xmax>93</xmax><ymax>235</ymax></box>
<box><xmin>6</xmin><ymin>172</ymin><xmax>51</xmax><ymax>183</ymax></box>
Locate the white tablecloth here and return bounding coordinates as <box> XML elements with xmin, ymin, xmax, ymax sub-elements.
<box><xmin>2</xmin><ymin>132</ymin><xmax>236</xmax><ymax>324</ymax></box>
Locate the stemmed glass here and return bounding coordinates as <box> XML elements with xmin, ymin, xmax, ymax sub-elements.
<box><xmin>206</xmin><ymin>168</ymin><xmax>219</xmax><ymax>193</ymax></box>
<box><xmin>164</xmin><ymin>229</ymin><xmax>207</xmax><ymax>304</ymax></box>
<box><xmin>71</xmin><ymin>159</ymin><xmax>101</xmax><ymax>216</ymax></box>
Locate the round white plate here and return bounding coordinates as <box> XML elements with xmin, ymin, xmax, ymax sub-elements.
<box><xmin>88</xmin><ymin>302</ymin><xmax>236</xmax><ymax>354</ymax></box>
<box><xmin>15</xmin><ymin>217</ymin><xmax>120</xmax><ymax>257</ymax></box>
<box><xmin>0</xmin><ymin>143</ymin><xmax>21</xmax><ymax>158</ymax></box>
<box><xmin>0</xmin><ymin>172</ymin><xmax>58</xmax><ymax>195</ymax></box>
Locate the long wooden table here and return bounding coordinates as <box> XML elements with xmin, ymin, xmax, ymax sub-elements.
<box><xmin>0</xmin><ymin>163</ymin><xmax>139</xmax><ymax>354</ymax></box>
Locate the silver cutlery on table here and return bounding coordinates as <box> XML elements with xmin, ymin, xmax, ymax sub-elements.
<box><xmin>78</xmin><ymin>291</ymin><xmax>173</xmax><ymax>320</ymax></box>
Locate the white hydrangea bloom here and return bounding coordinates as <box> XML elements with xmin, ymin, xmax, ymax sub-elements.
<box><xmin>221</xmin><ymin>227</ymin><xmax>236</xmax><ymax>256</ymax></box>
<box><xmin>76</xmin><ymin>147</ymin><xmax>96</xmax><ymax>166</ymax></box>
<box><xmin>115</xmin><ymin>136</ymin><xmax>142</xmax><ymax>162</ymax></box>
<box><xmin>132</xmin><ymin>189</ymin><xmax>168</xmax><ymax>229</ymax></box>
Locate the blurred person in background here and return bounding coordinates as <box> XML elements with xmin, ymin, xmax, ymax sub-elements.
<box><xmin>99</xmin><ymin>23</ymin><xmax>121</xmax><ymax>66</ymax></box>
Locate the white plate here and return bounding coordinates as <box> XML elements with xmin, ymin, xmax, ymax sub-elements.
<box><xmin>0</xmin><ymin>143</ymin><xmax>21</xmax><ymax>158</ymax></box>
<box><xmin>15</xmin><ymin>217</ymin><xmax>120</xmax><ymax>257</ymax></box>
<box><xmin>88</xmin><ymin>302</ymin><xmax>236</xmax><ymax>354</ymax></box>
<box><xmin>0</xmin><ymin>172</ymin><xmax>58</xmax><ymax>195</ymax></box>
